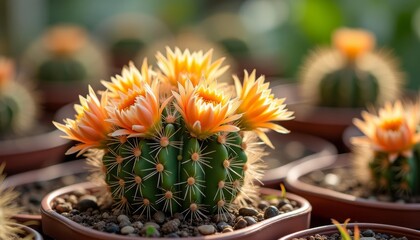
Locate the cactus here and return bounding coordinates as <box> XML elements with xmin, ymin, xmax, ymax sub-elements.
<box><xmin>351</xmin><ymin>100</ymin><xmax>420</xmax><ymax>199</ymax></box>
<box><xmin>22</xmin><ymin>24</ymin><xmax>106</xmax><ymax>85</ymax></box>
<box><xmin>0</xmin><ymin>58</ymin><xmax>37</xmax><ymax>137</ymax></box>
<box><xmin>0</xmin><ymin>164</ymin><xmax>31</xmax><ymax>239</ymax></box>
<box><xmin>300</xmin><ymin>28</ymin><xmax>403</xmax><ymax>108</ymax></box>
<box><xmin>55</xmin><ymin>47</ymin><xmax>293</xmax><ymax>220</ymax></box>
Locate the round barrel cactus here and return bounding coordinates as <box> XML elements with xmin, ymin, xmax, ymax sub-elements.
<box><xmin>300</xmin><ymin>28</ymin><xmax>403</xmax><ymax>108</ymax></box>
<box><xmin>55</xmin><ymin>47</ymin><xmax>294</xmax><ymax>220</ymax></box>
<box><xmin>352</xmin><ymin>100</ymin><xmax>420</xmax><ymax>199</ymax></box>
<box><xmin>0</xmin><ymin>58</ymin><xmax>37</xmax><ymax>136</ymax></box>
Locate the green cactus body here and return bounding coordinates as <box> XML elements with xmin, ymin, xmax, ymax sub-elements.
<box><xmin>369</xmin><ymin>151</ymin><xmax>420</xmax><ymax>199</ymax></box>
<box><xmin>101</xmin><ymin>124</ymin><xmax>246</xmax><ymax>219</ymax></box>
<box><xmin>319</xmin><ymin>66</ymin><xmax>379</xmax><ymax>108</ymax></box>
<box><xmin>37</xmin><ymin>57</ymin><xmax>87</xmax><ymax>83</ymax></box>
<box><xmin>0</xmin><ymin>83</ymin><xmax>37</xmax><ymax>136</ymax></box>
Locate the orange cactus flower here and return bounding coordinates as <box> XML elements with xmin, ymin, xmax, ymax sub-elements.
<box><xmin>234</xmin><ymin>70</ymin><xmax>294</xmax><ymax>148</ymax></box>
<box><xmin>332</xmin><ymin>28</ymin><xmax>376</xmax><ymax>61</ymax></box>
<box><xmin>102</xmin><ymin>59</ymin><xmax>156</xmax><ymax>101</ymax></box>
<box><xmin>107</xmin><ymin>80</ymin><xmax>171</xmax><ymax>138</ymax></box>
<box><xmin>54</xmin><ymin>86</ymin><xmax>112</xmax><ymax>155</ymax></box>
<box><xmin>351</xmin><ymin>100</ymin><xmax>420</xmax><ymax>162</ymax></box>
<box><xmin>0</xmin><ymin>58</ymin><xmax>14</xmax><ymax>89</ymax></box>
<box><xmin>173</xmin><ymin>80</ymin><xmax>241</xmax><ymax>139</ymax></box>
<box><xmin>156</xmin><ymin>47</ymin><xmax>229</xmax><ymax>88</ymax></box>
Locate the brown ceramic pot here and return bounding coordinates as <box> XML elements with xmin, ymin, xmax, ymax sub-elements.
<box><xmin>262</xmin><ymin>131</ymin><xmax>337</xmax><ymax>189</ymax></box>
<box><xmin>4</xmin><ymin>160</ymin><xmax>88</xmax><ymax>230</ymax></box>
<box><xmin>10</xmin><ymin>222</ymin><xmax>44</xmax><ymax>240</ymax></box>
<box><xmin>279</xmin><ymin>223</ymin><xmax>420</xmax><ymax>240</ymax></box>
<box><xmin>41</xmin><ymin>182</ymin><xmax>312</xmax><ymax>240</ymax></box>
<box><xmin>0</xmin><ymin>128</ymin><xmax>70</xmax><ymax>175</ymax></box>
<box><xmin>285</xmin><ymin>153</ymin><xmax>420</xmax><ymax>229</ymax></box>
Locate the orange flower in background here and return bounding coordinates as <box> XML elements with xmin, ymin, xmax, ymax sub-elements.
<box><xmin>44</xmin><ymin>25</ymin><xmax>87</xmax><ymax>55</ymax></box>
<box><xmin>54</xmin><ymin>86</ymin><xmax>112</xmax><ymax>155</ymax></box>
<box><xmin>0</xmin><ymin>58</ymin><xmax>14</xmax><ymax>89</ymax></box>
<box><xmin>107</xmin><ymin>80</ymin><xmax>171</xmax><ymax>138</ymax></box>
<box><xmin>102</xmin><ymin>59</ymin><xmax>155</xmax><ymax>101</ymax></box>
<box><xmin>234</xmin><ymin>70</ymin><xmax>294</xmax><ymax>148</ymax></box>
<box><xmin>332</xmin><ymin>28</ymin><xmax>376</xmax><ymax>61</ymax></box>
<box><xmin>351</xmin><ymin>100</ymin><xmax>420</xmax><ymax>162</ymax></box>
<box><xmin>156</xmin><ymin>47</ymin><xmax>229</xmax><ymax>88</ymax></box>
<box><xmin>173</xmin><ymin>80</ymin><xmax>241</xmax><ymax>139</ymax></box>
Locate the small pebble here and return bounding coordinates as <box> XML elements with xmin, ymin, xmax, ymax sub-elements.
<box><xmin>279</xmin><ymin>203</ymin><xmax>294</xmax><ymax>212</ymax></box>
<box><xmin>76</xmin><ymin>198</ymin><xmax>98</xmax><ymax>212</ymax></box>
<box><xmin>264</xmin><ymin>206</ymin><xmax>279</xmax><ymax>219</ymax></box>
<box><xmin>243</xmin><ymin>216</ymin><xmax>257</xmax><ymax>226</ymax></box>
<box><xmin>362</xmin><ymin>229</ymin><xmax>375</xmax><ymax>237</ymax></box>
<box><xmin>105</xmin><ymin>223</ymin><xmax>119</xmax><ymax>233</ymax></box>
<box><xmin>238</xmin><ymin>207</ymin><xmax>259</xmax><ymax>216</ymax></box>
<box><xmin>197</xmin><ymin>225</ymin><xmax>216</xmax><ymax>235</ymax></box>
<box><xmin>162</xmin><ymin>219</ymin><xmax>180</xmax><ymax>233</ymax></box>
<box><xmin>153</xmin><ymin>211</ymin><xmax>166</xmax><ymax>224</ymax></box>
<box><xmin>216</xmin><ymin>221</ymin><xmax>230</xmax><ymax>231</ymax></box>
<box><xmin>120</xmin><ymin>226</ymin><xmax>135</xmax><ymax>235</ymax></box>
<box><xmin>222</xmin><ymin>227</ymin><xmax>234</xmax><ymax>233</ymax></box>
<box><xmin>132</xmin><ymin>221</ymin><xmax>143</xmax><ymax>229</ymax></box>
<box><xmin>277</xmin><ymin>198</ymin><xmax>290</xmax><ymax>209</ymax></box>
<box><xmin>257</xmin><ymin>200</ymin><xmax>269</xmax><ymax>210</ymax></box>
<box><xmin>56</xmin><ymin>203</ymin><xmax>72</xmax><ymax>213</ymax></box>
<box><xmin>233</xmin><ymin>218</ymin><xmax>248</xmax><ymax>229</ymax></box>
<box><xmin>117</xmin><ymin>214</ymin><xmax>130</xmax><ymax>223</ymax></box>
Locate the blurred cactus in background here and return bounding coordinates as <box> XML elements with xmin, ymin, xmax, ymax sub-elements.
<box><xmin>95</xmin><ymin>13</ymin><xmax>171</xmax><ymax>72</ymax></box>
<box><xmin>351</xmin><ymin>100</ymin><xmax>420</xmax><ymax>199</ymax></box>
<box><xmin>55</xmin><ymin>47</ymin><xmax>294</xmax><ymax>220</ymax></box>
<box><xmin>0</xmin><ymin>57</ymin><xmax>37</xmax><ymax>138</ymax></box>
<box><xmin>299</xmin><ymin>28</ymin><xmax>404</xmax><ymax>108</ymax></box>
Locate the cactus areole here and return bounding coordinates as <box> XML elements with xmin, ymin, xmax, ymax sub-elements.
<box><xmin>54</xmin><ymin>47</ymin><xmax>294</xmax><ymax>220</ymax></box>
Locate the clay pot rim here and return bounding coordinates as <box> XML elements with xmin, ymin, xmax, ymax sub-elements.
<box><xmin>0</xmin><ymin>128</ymin><xmax>68</xmax><ymax>155</ymax></box>
<box><xmin>41</xmin><ymin>182</ymin><xmax>312</xmax><ymax>240</ymax></box>
<box><xmin>285</xmin><ymin>153</ymin><xmax>420</xmax><ymax>210</ymax></box>
<box><xmin>10</xmin><ymin>222</ymin><xmax>44</xmax><ymax>240</ymax></box>
<box><xmin>262</xmin><ymin>131</ymin><xmax>337</xmax><ymax>186</ymax></box>
<box><xmin>279</xmin><ymin>222</ymin><xmax>420</xmax><ymax>240</ymax></box>
<box><xmin>4</xmin><ymin>159</ymin><xmax>88</xmax><ymax>222</ymax></box>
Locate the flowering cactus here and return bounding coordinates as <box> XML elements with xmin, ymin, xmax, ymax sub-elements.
<box><xmin>55</xmin><ymin>47</ymin><xmax>293</xmax><ymax>220</ymax></box>
<box><xmin>300</xmin><ymin>28</ymin><xmax>403</xmax><ymax>108</ymax></box>
<box><xmin>351</xmin><ymin>100</ymin><xmax>420</xmax><ymax>199</ymax></box>
<box><xmin>0</xmin><ymin>57</ymin><xmax>38</xmax><ymax>136</ymax></box>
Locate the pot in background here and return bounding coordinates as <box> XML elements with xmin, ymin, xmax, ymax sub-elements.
<box><xmin>4</xmin><ymin>160</ymin><xmax>89</xmax><ymax>230</ymax></box>
<box><xmin>279</xmin><ymin>222</ymin><xmax>420</xmax><ymax>240</ymax></box>
<box><xmin>285</xmin><ymin>153</ymin><xmax>420</xmax><ymax>229</ymax></box>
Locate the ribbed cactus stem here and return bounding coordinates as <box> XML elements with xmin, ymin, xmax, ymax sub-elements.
<box><xmin>319</xmin><ymin>66</ymin><xmax>379</xmax><ymax>108</ymax></box>
<box><xmin>369</xmin><ymin>151</ymin><xmax>420</xmax><ymax>199</ymax></box>
<box><xmin>37</xmin><ymin>57</ymin><xmax>87</xmax><ymax>82</ymax></box>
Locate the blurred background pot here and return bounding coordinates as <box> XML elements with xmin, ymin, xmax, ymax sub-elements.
<box><xmin>279</xmin><ymin>222</ymin><xmax>420</xmax><ymax>240</ymax></box>
<box><xmin>3</xmin><ymin>159</ymin><xmax>89</xmax><ymax>231</ymax></box>
<box><xmin>285</xmin><ymin>153</ymin><xmax>420</xmax><ymax>229</ymax></box>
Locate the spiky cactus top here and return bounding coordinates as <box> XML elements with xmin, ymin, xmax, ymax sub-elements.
<box><xmin>55</xmin><ymin>47</ymin><xmax>294</xmax><ymax>220</ymax></box>
<box><xmin>0</xmin><ymin>57</ymin><xmax>38</xmax><ymax>137</ymax></box>
<box><xmin>351</xmin><ymin>100</ymin><xmax>420</xmax><ymax>199</ymax></box>
<box><xmin>300</xmin><ymin>28</ymin><xmax>404</xmax><ymax>108</ymax></box>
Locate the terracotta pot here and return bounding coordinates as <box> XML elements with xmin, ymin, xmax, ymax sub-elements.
<box><xmin>9</xmin><ymin>223</ymin><xmax>44</xmax><ymax>240</ymax></box>
<box><xmin>41</xmin><ymin>182</ymin><xmax>312</xmax><ymax>240</ymax></box>
<box><xmin>4</xmin><ymin>160</ymin><xmax>89</xmax><ymax>230</ymax></box>
<box><xmin>285</xmin><ymin>153</ymin><xmax>420</xmax><ymax>229</ymax></box>
<box><xmin>279</xmin><ymin>222</ymin><xmax>420</xmax><ymax>240</ymax></box>
<box><xmin>262</xmin><ymin>131</ymin><xmax>337</xmax><ymax>189</ymax></box>
<box><xmin>0</xmin><ymin>128</ymin><xmax>70</xmax><ymax>175</ymax></box>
